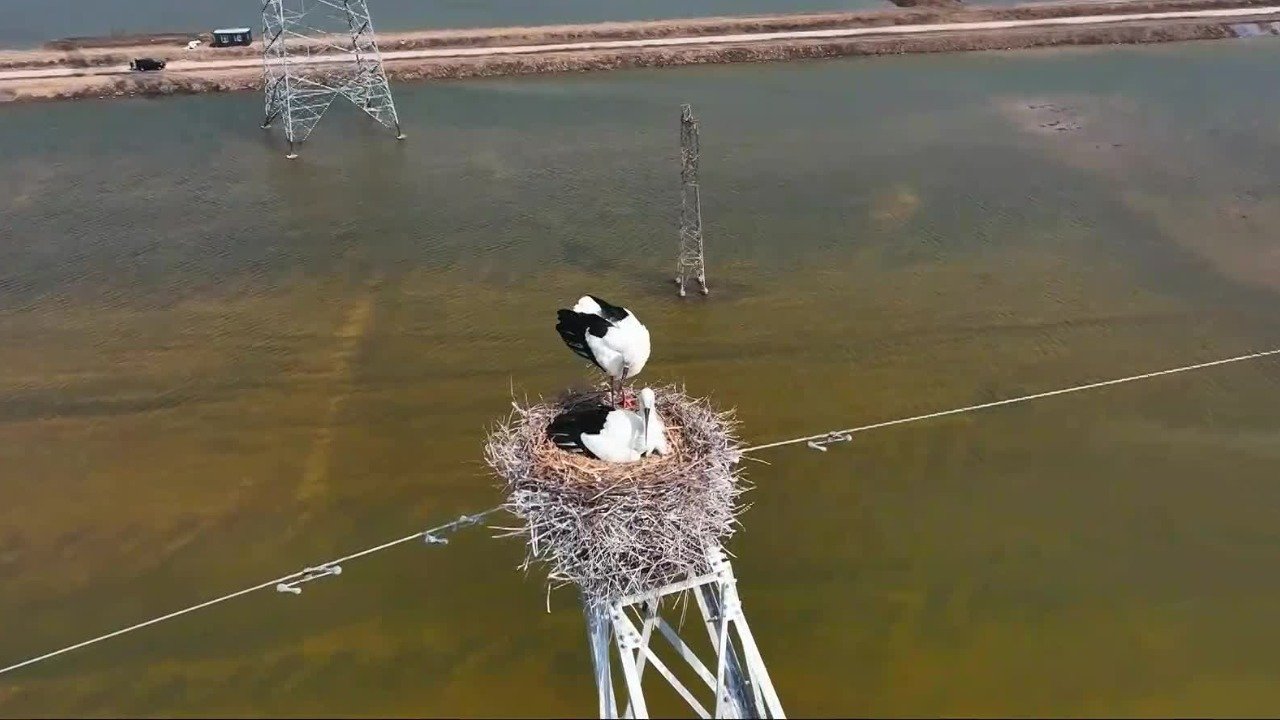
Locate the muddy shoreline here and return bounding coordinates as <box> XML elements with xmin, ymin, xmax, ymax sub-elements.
<box><xmin>1</xmin><ymin>0</ymin><xmax>1277</xmax><ymax>104</ymax></box>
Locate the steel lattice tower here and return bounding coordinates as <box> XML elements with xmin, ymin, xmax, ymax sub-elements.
<box><xmin>676</xmin><ymin>104</ymin><xmax>709</xmax><ymax>297</ymax></box>
<box><xmin>262</xmin><ymin>0</ymin><xmax>404</xmax><ymax>158</ymax></box>
<box><xmin>584</xmin><ymin>547</ymin><xmax>785</xmax><ymax>719</ymax></box>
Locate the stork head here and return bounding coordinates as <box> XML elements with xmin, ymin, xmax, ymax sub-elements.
<box><xmin>639</xmin><ymin>387</ymin><xmax>656</xmax><ymax>450</ymax></box>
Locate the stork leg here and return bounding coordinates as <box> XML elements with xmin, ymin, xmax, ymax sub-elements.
<box><xmin>616</xmin><ymin>379</ymin><xmax>635</xmax><ymax>410</ymax></box>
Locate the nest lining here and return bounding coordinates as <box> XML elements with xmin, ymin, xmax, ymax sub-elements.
<box><xmin>485</xmin><ymin>384</ymin><xmax>746</xmax><ymax>600</ymax></box>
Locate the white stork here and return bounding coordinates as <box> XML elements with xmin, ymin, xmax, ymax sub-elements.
<box><xmin>547</xmin><ymin>387</ymin><xmax>668</xmax><ymax>463</ymax></box>
<box><xmin>637</xmin><ymin>387</ymin><xmax>670</xmax><ymax>456</ymax></box>
<box><xmin>555</xmin><ymin>295</ymin><xmax>651</xmax><ymax>408</ymax></box>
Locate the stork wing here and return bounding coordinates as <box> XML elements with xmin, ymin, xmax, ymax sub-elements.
<box><xmin>580</xmin><ymin>409</ymin><xmax>644</xmax><ymax>463</ymax></box>
<box><xmin>546</xmin><ymin>404</ymin><xmax>612</xmax><ymax>459</ymax></box>
<box><xmin>556</xmin><ymin>309</ymin><xmax>611</xmax><ymax>370</ymax></box>
<box><xmin>587</xmin><ymin>295</ymin><xmax>630</xmax><ymax>323</ymax></box>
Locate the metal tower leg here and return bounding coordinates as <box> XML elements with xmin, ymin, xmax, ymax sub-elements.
<box><xmin>582</xmin><ymin>546</ymin><xmax>784</xmax><ymax>719</ymax></box>
<box><xmin>676</xmin><ymin>103</ymin><xmax>710</xmax><ymax>298</ymax></box>
<box><xmin>587</xmin><ymin>601</ymin><xmax>620</xmax><ymax>718</ymax></box>
<box><xmin>261</xmin><ymin>0</ymin><xmax>404</xmax><ymax>157</ymax></box>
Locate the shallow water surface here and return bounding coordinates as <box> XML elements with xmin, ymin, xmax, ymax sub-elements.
<box><xmin>2</xmin><ymin>41</ymin><xmax>1280</xmax><ymax>717</ymax></box>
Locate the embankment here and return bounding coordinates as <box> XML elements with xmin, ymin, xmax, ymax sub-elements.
<box><xmin>1</xmin><ymin>0</ymin><xmax>1278</xmax><ymax>103</ymax></box>
<box><xmin>3</xmin><ymin>0</ymin><xmax>1274</xmax><ymax>71</ymax></box>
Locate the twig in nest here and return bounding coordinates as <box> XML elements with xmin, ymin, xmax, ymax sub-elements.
<box><xmin>485</xmin><ymin>383</ymin><xmax>746</xmax><ymax>601</ymax></box>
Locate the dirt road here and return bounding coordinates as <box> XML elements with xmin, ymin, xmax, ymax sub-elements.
<box><xmin>4</xmin><ymin>4</ymin><xmax>1279</xmax><ymax>82</ymax></box>
<box><xmin>2</xmin><ymin>1</ymin><xmax>1278</xmax><ymax>102</ymax></box>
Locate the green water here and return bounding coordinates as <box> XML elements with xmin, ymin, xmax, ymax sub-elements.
<box><xmin>3</xmin><ymin>40</ymin><xmax>1280</xmax><ymax>716</ymax></box>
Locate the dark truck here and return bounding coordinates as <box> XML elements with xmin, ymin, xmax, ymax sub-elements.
<box><xmin>129</xmin><ymin>57</ymin><xmax>166</xmax><ymax>72</ymax></box>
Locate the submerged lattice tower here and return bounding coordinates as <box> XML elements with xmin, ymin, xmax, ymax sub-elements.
<box><xmin>676</xmin><ymin>103</ymin><xmax>709</xmax><ymax>297</ymax></box>
<box><xmin>261</xmin><ymin>0</ymin><xmax>404</xmax><ymax>158</ymax></box>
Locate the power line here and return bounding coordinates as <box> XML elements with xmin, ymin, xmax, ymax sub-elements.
<box><xmin>0</xmin><ymin>508</ymin><xmax>499</xmax><ymax>677</ymax></box>
<box><xmin>741</xmin><ymin>347</ymin><xmax>1280</xmax><ymax>454</ymax></box>
<box><xmin>3</xmin><ymin>346</ymin><xmax>1276</xmax><ymax>678</ymax></box>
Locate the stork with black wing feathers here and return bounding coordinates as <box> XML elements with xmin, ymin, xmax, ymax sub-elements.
<box><xmin>555</xmin><ymin>295</ymin><xmax>651</xmax><ymax>408</ymax></box>
<box><xmin>547</xmin><ymin>388</ymin><xmax>669</xmax><ymax>463</ymax></box>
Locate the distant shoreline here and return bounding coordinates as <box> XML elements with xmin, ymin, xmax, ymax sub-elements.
<box><xmin>1</xmin><ymin>0</ymin><xmax>1278</xmax><ymax>103</ymax></box>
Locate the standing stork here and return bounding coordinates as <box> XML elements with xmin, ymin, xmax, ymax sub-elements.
<box><xmin>547</xmin><ymin>387</ymin><xmax>668</xmax><ymax>463</ymax></box>
<box><xmin>555</xmin><ymin>295</ymin><xmax>651</xmax><ymax>408</ymax></box>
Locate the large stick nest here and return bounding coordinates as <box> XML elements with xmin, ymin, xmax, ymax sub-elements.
<box><xmin>485</xmin><ymin>383</ymin><xmax>746</xmax><ymax>600</ymax></box>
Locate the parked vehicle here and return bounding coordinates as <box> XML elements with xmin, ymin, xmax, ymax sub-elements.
<box><xmin>129</xmin><ymin>57</ymin><xmax>166</xmax><ymax>72</ymax></box>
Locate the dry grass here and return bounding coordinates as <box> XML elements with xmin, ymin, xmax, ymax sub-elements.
<box><xmin>486</xmin><ymin>384</ymin><xmax>745</xmax><ymax>600</ymax></box>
